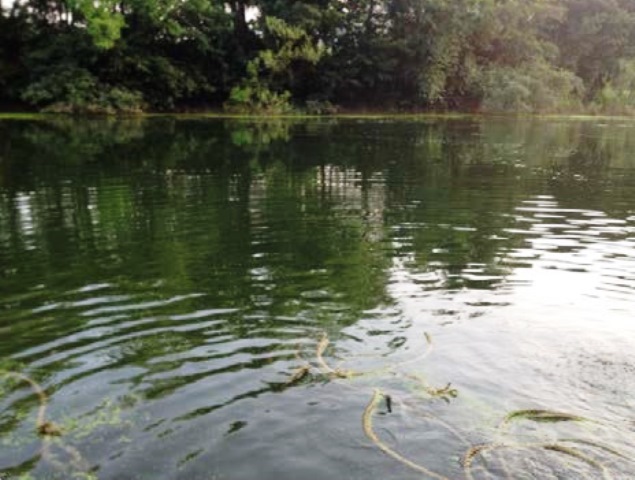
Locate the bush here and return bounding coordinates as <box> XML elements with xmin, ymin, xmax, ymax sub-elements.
<box><xmin>478</xmin><ymin>62</ymin><xmax>584</xmax><ymax>113</ymax></box>
<box><xmin>21</xmin><ymin>67</ymin><xmax>144</xmax><ymax>114</ymax></box>
<box><xmin>589</xmin><ymin>60</ymin><xmax>635</xmax><ymax>115</ymax></box>
<box><xmin>304</xmin><ymin>99</ymin><xmax>339</xmax><ymax>115</ymax></box>
<box><xmin>224</xmin><ymin>17</ymin><xmax>325</xmax><ymax>115</ymax></box>
<box><xmin>224</xmin><ymin>84</ymin><xmax>293</xmax><ymax>114</ymax></box>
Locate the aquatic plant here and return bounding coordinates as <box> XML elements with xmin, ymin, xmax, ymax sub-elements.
<box><xmin>462</xmin><ymin>442</ymin><xmax>613</xmax><ymax>480</ymax></box>
<box><xmin>500</xmin><ymin>409</ymin><xmax>589</xmax><ymax>429</ymax></box>
<box><xmin>0</xmin><ymin>370</ymin><xmax>91</xmax><ymax>477</ymax></box>
<box><xmin>1</xmin><ymin>370</ymin><xmax>135</xmax><ymax>480</ymax></box>
<box><xmin>291</xmin><ymin>331</ymin><xmax>632</xmax><ymax>480</ymax></box>
<box><xmin>362</xmin><ymin>389</ymin><xmax>450</xmax><ymax>480</ymax></box>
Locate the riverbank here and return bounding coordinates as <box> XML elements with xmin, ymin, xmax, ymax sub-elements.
<box><xmin>3</xmin><ymin>111</ymin><xmax>635</xmax><ymax>123</ymax></box>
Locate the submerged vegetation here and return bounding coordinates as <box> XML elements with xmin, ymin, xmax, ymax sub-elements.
<box><xmin>300</xmin><ymin>333</ymin><xmax>632</xmax><ymax>480</ymax></box>
<box><xmin>2</xmin><ymin>329</ymin><xmax>632</xmax><ymax>479</ymax></box>
<box><xmin>0</xmin><ymin>369</ymin><xmax>135</xmax><ymax>479</ymax></box>
<box><xmin>2</xmin><ymin>0</ymin><xmax>635</xmax><ymax>114</ymax></box>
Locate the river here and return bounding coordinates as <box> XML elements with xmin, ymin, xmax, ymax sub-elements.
<box><xmin>1</xmin><ymin>116</ymin><xmax>634</xmax><ymax>479</ymax></box>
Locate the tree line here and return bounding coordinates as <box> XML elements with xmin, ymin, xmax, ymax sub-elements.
<box><xmin>1</xmin><ymin>0</ymin><xmax>635</xmax><ymax>114</ymax></box>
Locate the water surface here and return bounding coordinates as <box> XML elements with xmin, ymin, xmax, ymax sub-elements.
<box><xmin>1</xmin><ymin>117</ymin><xmax>635</xmax><ymax>479</ymax></box>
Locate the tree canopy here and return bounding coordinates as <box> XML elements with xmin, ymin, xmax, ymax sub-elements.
<box><xmin>1</xmin><ymin>0</ymin><xmax>635</xmax><ymax>113</ymax></box>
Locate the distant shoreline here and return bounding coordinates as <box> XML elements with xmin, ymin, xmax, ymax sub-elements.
<box><xmin>2</xmin><ymin>112</ymin><xmax>635</xmax><ymax>122</ymax></box>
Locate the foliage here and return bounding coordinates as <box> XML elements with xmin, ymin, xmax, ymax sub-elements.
<box><xmin>304</xmin><ymin>99</ymin><xmax>339</xmax><ymax>115</ymax></box>
<box><xmin>73</xmin><ymin>0</ymin><xmax>126</xmax><ymax>49</ymax></box>
<box><xmin>224</xmin><ymin>16</ymin><xmax>324</xmax><ymax>113</ymax></box>
<box><xmin>590</xmin><ymin>60</ymin><xmax>635</xmax><ymax>114</ymax></box>
<box><xmin>479</xmin><ymin>62</ymin><xmax>584</xmax><ymax>113</ymax></box>
<box><xmin>225</xmin><ymin>84</ymin><xmax>293</xmax><ymax>114</ymax></box>
<box><xmin>21</xmin><ymin>67</ymin><xmax>144</xmax><ymax>114</ymax></box>
<box><xmin>2</xmin><ymin>0</ymin><xmax>635</xmax><ymax>113</ymax></box>
<box><xmin>556</xmin><ymin>0</ymin><xmax>635</xmax><ymax>100</ymax></box>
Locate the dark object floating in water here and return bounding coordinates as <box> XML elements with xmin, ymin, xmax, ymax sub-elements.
<box><xmin>385</xmin><ymin>394</ymin><xmax>392</xmax><ymax>413</ymax></box>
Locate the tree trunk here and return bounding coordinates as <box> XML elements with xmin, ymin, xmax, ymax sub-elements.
<box><xmin>232</xmin><ymin>1</ymin><xmax>249</xmax><ymax>43</ymax></box>
<box><xmin>365</xmin><ymin>0</ymin><xmax>376</xmax><ymax>34</ymax></box>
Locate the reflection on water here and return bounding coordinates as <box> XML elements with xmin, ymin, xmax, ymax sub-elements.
<box><xmin>1</xmin><ymin>117</ymin><xmax>635</xmax><ymax>479</ymax></box>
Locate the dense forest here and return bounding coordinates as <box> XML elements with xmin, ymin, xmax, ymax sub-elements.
<box><xmin>1</xmin><ymin>0</ymin><xmax>635</xmax><ymax>114</ymax></box>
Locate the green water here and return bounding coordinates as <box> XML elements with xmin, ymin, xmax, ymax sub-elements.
<box><xmin>1</xmin><ymin>117</ymin><xmax>635</xmax><ymax>479</ymax></box>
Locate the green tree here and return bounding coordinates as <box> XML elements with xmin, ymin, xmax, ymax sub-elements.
<box><xmin>3</xmin><ymin>0</ymin><xmax>635</xmax><ymax>112</ymax></box>
<box><xmin>554</xmin><ymin>0</ymin><xmax>635</xmax><ymax>99</ymax></box>
<box><xmin>225</xmin><ymin>16</ymin><xmax>324</xmax><ymax>112</ymax></box>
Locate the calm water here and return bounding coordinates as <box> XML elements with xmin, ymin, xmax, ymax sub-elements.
<box><xmin>1</xmin><ymin>117</ymin><xmax>635</xmax><ymax>479</ymax></box>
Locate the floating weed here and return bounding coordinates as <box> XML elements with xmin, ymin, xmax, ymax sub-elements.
<box><xmin>177</xmin><ymin>448</ymin><xmax>204</xmax><ymax>468</ymax></box>
<box><xmin>60</xmin><ymin>398</ymin><xmax>130</xmax><ymax>439</ymax></box>
<box><xmin>307</xmin><ymin>332</ymin><xmax>632</xmax><ymax>480</ymax></box>
<box><xmin>37</xmin><ymin>421</ymin><xmax>63</xmax><ymax>437</ymax></box>
<box><xmin>225</xmin><ymin>420</ymin><xmax>247</xmax><ymax>436</ymax></box>
<box><xmin>0</xmin><ymin>369</ymin><xmax>95</xmax><ymax>478</ymax></box>
<box><xmin>560</xmin><ymin>438</ymin><xmax>632</xmax><ymax>461</ymax></box>
<box><xmin>544</xmin><ymin>443</ymin><xmax>606</xmax><ymax>470</ymax></box>
<box><xmin>285</xmin><ymin>365</ymin><xmax>311</xmax><ymax>386</ymax></box>
<box><xmin>1</xmin><ymin>369</ymin><xmax>140</xmax><ymax>480</ymax></box>
<box><xmin>315</xmin><ymin>331</ymin><xmax>435</xmax><ymax>381</ymax></box>
<box><xmin>500</xmin><ymin>409</ymin><xmax>590</xmax><ymax>431</ymax></box>
<box><xmin>402</xmin><ymin>373</ymin><xmax>458</xmax><ymax>403</ymax></box>
<box><xmin>428</xmin><ymin>383</ymin><xmax>458</xmax><ymax>400</ymax></box>
<box><xmin>362</xmin><ymin>389</ymin><xmax>451</xmax><ymax>480</ymax></box>
<box><xmin>0</xmin><ymin>370</ymin><xmax>49</xmax><ymax>431</ymax></box>
<box><xmin>462</xmin><ymin>442</ymin><xmax>613</xmax><ymax>480</ymax></box>
<box><xmin>316</xmin><ymin>333</ymin><xmax>334</xmax><ymax>375</ymax></box>
<box><xmin>316</xmin><ymin>333</ymin><xmax>360</xmax><ymax>379</ymax></box>
<box><xmin>390</xmin><ymin>332</ymin><xmax>435</xmax><ymax>370</ymax></box>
